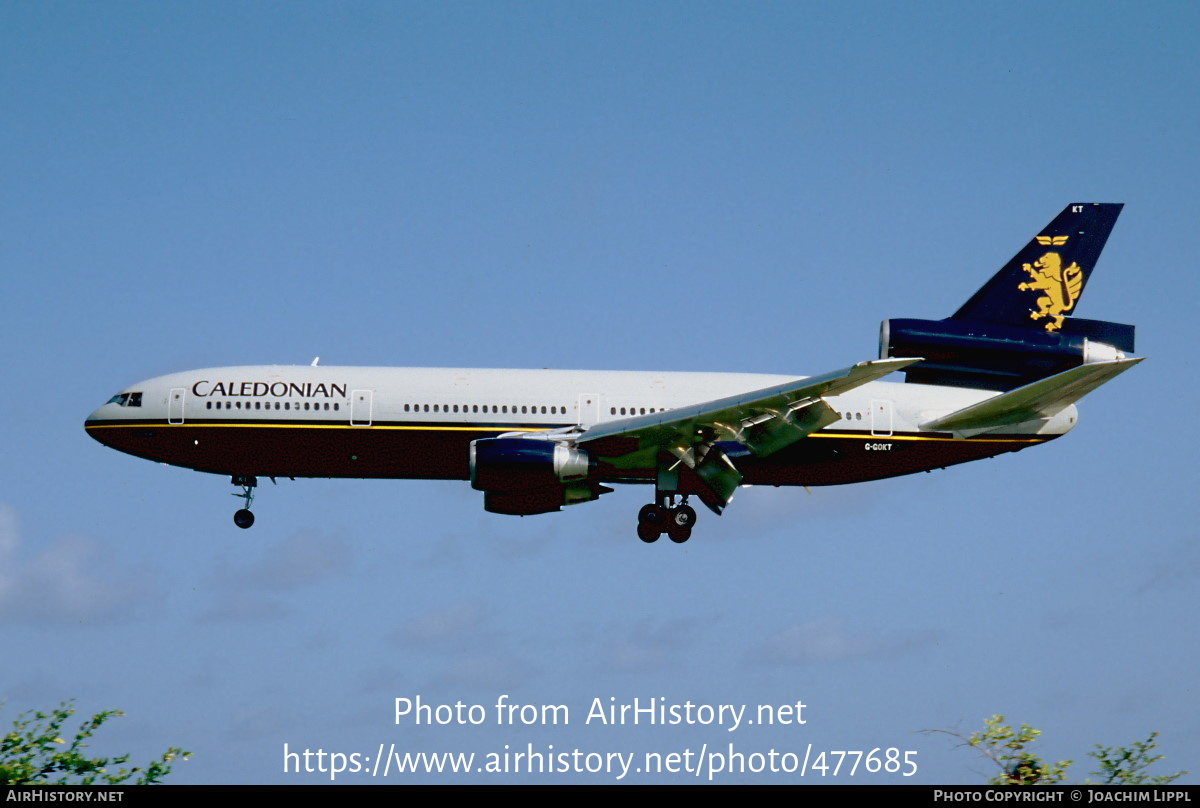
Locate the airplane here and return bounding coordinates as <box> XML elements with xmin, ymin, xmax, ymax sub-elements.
<box><xmin>85</xmin><ymin>203</ymin><xmax>1140</xmax><ymax>543</ymax></box>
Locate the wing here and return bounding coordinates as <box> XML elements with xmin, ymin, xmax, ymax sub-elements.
<box><xmin>574</xmin><ymin>357</ymin><xmax>919</xmax><ymax>514</ymax></box>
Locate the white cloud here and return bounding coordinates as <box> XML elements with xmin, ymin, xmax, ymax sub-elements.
<box><xmin>435</xmin><ymin>652</ymin><xmax>530</xmax><ymax>689</ymax></box>
<box><xmin>396</xmin><ymin>601</ymin><xmax>485</xmax><ymax>645</ymax></box>
<box><xmin>239</xmin><ymin>531</ymin><xmax>350</xmax><ymax>590</ymax></box>
<box><xmin>200</xmin><ymin>530</ymin><xmax>351</xmax><ymax>622</ymax></box>
<box><xmin>599</xmin><ymin>617</ymin><xmax>703</xmax><ymax>673</ymax></box>
<box><xmin>0</xmin><ymin>504</ymin><xmax>158</xmax><ymax>626</ymax></box>
<box><xmin>755</xmin><ymin>615</ymin><xmax>937</xmax><ymax>665</ymax></box>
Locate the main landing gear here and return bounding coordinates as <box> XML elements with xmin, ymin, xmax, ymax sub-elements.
<box><xmin>637</xmin><ymin>496</ymin><xmax>697</xmax><ymax>544</ymax></box>
<box><xmin>231</xmin><ymin>475</ymin><xmax>257</xmax><ymax>529</ymax></box>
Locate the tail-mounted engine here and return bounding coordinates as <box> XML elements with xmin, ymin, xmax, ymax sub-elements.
<box><xmin>881</xmin><ymin>317</ymin><xmax>1135</xmax><ymax>391</ymax></box>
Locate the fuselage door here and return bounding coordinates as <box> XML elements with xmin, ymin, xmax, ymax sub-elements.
<box><xmin>168</xmin><ymin>388</ymin><xmax>185</xmax><ymax>424</ymax></box>
<box><xmin>870</xmin><ymin>399</ymin><xmax>893</xmax><ymax>437</ymax></box>
<box><xmin>351</xmin><ymin>389</ymin><xmax>373</xmax><ymax>426</ymax></box>
<box><xmin>577</xmin><ymin>393</ymin><xmax>599</xmax><ymax>427</ymax></box>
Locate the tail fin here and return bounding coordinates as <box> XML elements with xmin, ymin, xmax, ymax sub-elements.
<box><xmin>951</xmin><ymin>203</ymin><xmax>1123</xmax><ymax>328</ymax></box>
<box><xmin>881</xmin><ymin>203</ymin><xmax>1136</xmax><ymax>391</ymax></box>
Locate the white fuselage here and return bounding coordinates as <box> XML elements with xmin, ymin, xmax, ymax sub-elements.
<box><xmin>85</xmin><ymin>364</ymin><xmax>1074</xmax><ymax>487</ymax></box>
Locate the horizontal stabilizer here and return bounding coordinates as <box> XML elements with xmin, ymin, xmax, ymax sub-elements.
<box><xmin>921</xmin><ymin>357</ymin><xmax>1142</xmax><ymax>433</ymax></box>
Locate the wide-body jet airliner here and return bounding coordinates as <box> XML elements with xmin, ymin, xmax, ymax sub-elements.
<box><xmin>86</xmin><ymin>204</ymin><xmax>1140</xmax><ymax>543</ymax></box>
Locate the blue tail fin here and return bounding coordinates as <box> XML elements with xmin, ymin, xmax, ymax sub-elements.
<box><xmin>951</xmin><ymin>203</ymin><xmax>1123</xmax><ymax>329</ymax></box>
<box><xmin>881</xmin><ymin>203</ymin><xmax>1135</xmax><ymax>391</ymax></box>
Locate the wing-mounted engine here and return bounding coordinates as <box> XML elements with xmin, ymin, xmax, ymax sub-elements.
<box><xmin>470</xmin><ymin>437</ymin><xmax>611</xmax><ymax>515</ymax></box>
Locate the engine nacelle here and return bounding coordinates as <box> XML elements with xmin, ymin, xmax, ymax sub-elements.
<box><xmin>881</xmin><ymin>317</ymin><xmax>1134</xmax><ymax>391</ymax></box>
<box><xmin>470</xmin><ymin>438</ymin><xmax>599</xmax><ymax>515</ymax></box>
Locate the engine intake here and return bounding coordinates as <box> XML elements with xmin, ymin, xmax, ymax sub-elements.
<box><xmin>470</xmin><ymin>438</ymin><xmax>600</xmax><ymax>515</ymax></box>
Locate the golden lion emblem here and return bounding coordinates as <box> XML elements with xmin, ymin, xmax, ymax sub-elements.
<box><xmin>1018</xmin><ymin>251</ymin><xmax>1083</xmax><ymax>332</ymax></box>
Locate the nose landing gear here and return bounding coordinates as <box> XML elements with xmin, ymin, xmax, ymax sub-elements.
<box><xmin>636</xmin><ymin>496</ymin><xmax>697</xmax><ymax>544</ymax></box>
<box><xmin>231</xmin><ymin>476</ymin><xmax>257</xmax><ymax>529</ymax></box>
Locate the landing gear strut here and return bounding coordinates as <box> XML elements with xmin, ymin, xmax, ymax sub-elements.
<box><xmin>231</xmin><ymin>475</ymin><xmax>257</xmax><ymax>529</ymax></box>
<box><xmin>637</xmin><ymin>495</ymin><xmax>697</xmax><ymax>544</ymax></box>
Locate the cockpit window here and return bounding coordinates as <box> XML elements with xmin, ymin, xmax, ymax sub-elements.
<box><xmin>106</xmin><ymin>392</ymin><xmax>143</xmax><ymax>407</ymax></box>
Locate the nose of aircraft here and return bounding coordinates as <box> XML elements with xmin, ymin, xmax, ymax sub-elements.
<box><xmin>85</xmin><ymin>385</ymin><xmax>158</xmax><ymax>452</ymax></box>
<box><xmin>84</xmin><ymin>403</ymin><xmax>113</xmax><ymax>446</ymax></box>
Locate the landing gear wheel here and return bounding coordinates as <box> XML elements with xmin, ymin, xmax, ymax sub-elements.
<box><xmin>672</xmin><ymin>505</ymin><xmax>697</xmax><ymax>529</ymax></box>
<box><xmin>637</xmin><ymin>504</ymin><xmax>667</xmax><ymax>543</ymax></box>
<box><xmin>638</xmin><ymin>504</ymin><xmax>665</xmax><ymax>525</ymax></box>
<box><xmin>666</xmin><ymin>524</ymin><xmax>692</xmax><ymax>543</ymax></box>
<box><xmin>230</xmin><ymin>476</ymin><xmax>258</xmax><ymax>529</ymax></box>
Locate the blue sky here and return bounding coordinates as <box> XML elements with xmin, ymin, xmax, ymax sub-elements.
<box><xmin>2</xmin><ymin>1</ymin><xmax>1196</xmax><ymax>784</ymax></box>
